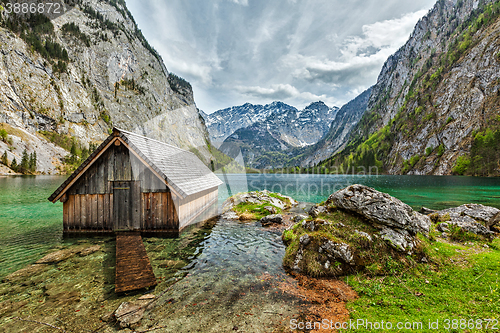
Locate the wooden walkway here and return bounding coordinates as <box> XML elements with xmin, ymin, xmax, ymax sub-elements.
<box><xmin>115</xmin><ymin>232</ymin><xmax>157</xmax><ymax>293</ymax></box>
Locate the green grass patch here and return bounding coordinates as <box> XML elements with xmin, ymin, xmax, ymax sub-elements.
<box><xmin>344</xmin><ymin>239</ymin><xmax>500</xmax><ymax>332</ymax></box>
<box><xmin>232</xmin><ymin>201</ymin><xmax>281</xmax><ymax>220</ymax></box>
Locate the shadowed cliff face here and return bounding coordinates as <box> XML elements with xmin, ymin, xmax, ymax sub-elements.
<box><xmin>326</xmin><ymin>0</ymin><xmax>500</xmax><ymax>176</ymax></box>
<box><xmin>0</xmin><ymin>0</ymin><xmax>210</xmax><ymax>174</ymax></box>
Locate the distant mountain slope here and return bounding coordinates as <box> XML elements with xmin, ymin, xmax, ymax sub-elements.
<box><xmin>322</xmin><ymin>0</ymin><xmax>500</xmax><ymax>176</ymax></box>
<box><xmin>300</xmin><ymin>88</ymin><xmax>372</xmax><ymax>167</ymax></box>
<box><xmin>0</xmin><ymin>0</ymin><xmax>211</xmax><ymax>174</ymax></box>
<box><xmin>218</xmin><ymin>101</ymin><xmax>338</xmax><ymax>169</ymax></box>
<box><xmin>204</xmin><ymin>101</ymin><xmax>297</xmax><ymax>146</ymax></box>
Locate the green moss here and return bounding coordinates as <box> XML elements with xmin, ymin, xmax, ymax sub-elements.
<box><xmin>232</xmin><ymin>202</ymin><xmax>281</xmax><ymax>220</ymax></box>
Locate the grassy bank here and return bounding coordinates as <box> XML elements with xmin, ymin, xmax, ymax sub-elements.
<box><xmin>344</xmin><ymin>237</ymin><xmax>499</xmax><ymax>332</ymax></box>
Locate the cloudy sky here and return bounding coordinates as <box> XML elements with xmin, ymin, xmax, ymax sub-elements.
<box><xmin>127</xmin><ymin>0</ymin><xmax>436</xmax><ymax>113</ymax></box>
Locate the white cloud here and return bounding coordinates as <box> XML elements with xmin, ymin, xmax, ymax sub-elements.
<box><xmin>235</xmin><ymin>84</ymin><xmax>300</xmax><ymax>99</ymax></box>
<box><xmin>235</xmin><ymin>84</ymin><xmax>330</xmax><ymax>104</ymax></box>
<box><xmin>228</xmin><ymin>0</ymin><xmax>248</xmax><ymax>6</ymax></box>
<box><xmin>284</xmin><ymin>9</ymin><xmax>428</xmax><ymax>86</ymax></box>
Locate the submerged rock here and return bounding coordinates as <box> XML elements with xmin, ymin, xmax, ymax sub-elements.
<box><xmin>259</xmin><ymin>214</ymin><xmax>283</xmax><ymax>226</ymax></box>
<box><xmin>114</xmin><ymin>298</ymin><xmax>154</xmax><ymax>328</ymax></box>
<box><xmin>79</xmin><ymin>245</ymin><xmax>101</xmax><ymax>256</ymax></box>
<box><xmin>327</xmin><ymin>184</ymin><xmax>431</xmax><ymax>234</ymax></box>
<box><xmin>35</xmin><ymin>248</ymin><xmax>79</xmax><ymax>264</ymax></box>
<box><xmin>3</xmin><ymin>264</ymin><xmax>49</xmax><ymax>282</ymax></box>
<box><xmin>221</xmin><ymin>211</ymin><xmax>239</xmax><ymax>220</ymax></box>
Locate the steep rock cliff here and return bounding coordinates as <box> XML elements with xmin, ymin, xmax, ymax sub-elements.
<box><xmin>0</xmin><ymin>0</ymin><xmax>210</xmax><ymax>174</ymax></box>
<box><xmin>325</xmin><ymin>0</ymin><xmax>500</xmax><ymax>176</ymax></box>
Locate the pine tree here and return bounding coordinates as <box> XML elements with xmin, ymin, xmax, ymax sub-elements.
<box><xmin>1</xmin><ymin>151</ymin><xmax>8</xmax><ymax>166</ymax></box>
<box><xmin>21</xmin><ymin>149</ymin><xmax>29</xmax><ymax>173</ymax></box>
<box><xmin>11</xmin><ymin>158</ymin><xmax>18</xmax><ymax>172</ymax></box>
<box><xmin>29</xmin><ymin>151</ymin><xmax>37</xmax><ymax>173</ymax></box>
<box><xmin>0</xmin><ymin>129</ymin><xmax>7</xmax><ymax>142</ymax></box>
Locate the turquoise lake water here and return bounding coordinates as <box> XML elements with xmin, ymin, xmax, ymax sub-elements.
<box><xmin>1</xmin><ymin>174</ymin><xmax>499</xmax><ymax>279</ymax></box>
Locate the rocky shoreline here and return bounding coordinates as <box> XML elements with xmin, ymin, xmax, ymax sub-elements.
<box><xmin>1</xmin><ymin>185</ymin><xmax>499</xmax><ymax>332</ymax></box>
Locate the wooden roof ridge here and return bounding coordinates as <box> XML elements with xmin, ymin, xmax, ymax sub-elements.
<box><xmin>48</xmin><ymin>127</ymin><xmax>222</xmax><ymax>203</ymax></box>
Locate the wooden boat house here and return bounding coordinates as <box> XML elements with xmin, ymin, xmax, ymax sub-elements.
<box><xmin>48</xmin><ymin>128</ymin><xmax>223</xmax><ymax>235</ymax></box>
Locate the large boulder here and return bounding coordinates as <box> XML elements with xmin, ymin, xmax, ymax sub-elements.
<box><xmin>433</xmin><ymin>204</ymin><xmax>500</xmax><ymax>227</ymax></box>
<box><xmin>327</xmin><ymin>184</ymin><xmax>431</xmax><ymax>234</ymax></box>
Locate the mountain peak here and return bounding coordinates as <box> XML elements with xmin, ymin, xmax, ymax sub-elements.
<box><xmin>305</xmin><ymin>101</ymin><xmax>327</xmax><ymax>109</ymax></box>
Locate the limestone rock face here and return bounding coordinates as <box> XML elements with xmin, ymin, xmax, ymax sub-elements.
<box><xmin>0</xmin><ymin>0</ymin><xmax>211</xmax><ymax>174</ymax></box>
<box><xmin>329</xmin><ymin>0</ymin><xmax>500</xmax><ymax>175</ymax></box>
<box><xmin>438</xmin><ymin>221</ymin><xmax>493</xmax><ymax>236</ymax></box>
<box><xmin>318</xmin><ymin>240</ymin><xmax>354</xmax><ymax>265</ymax></box>
<box><xmin>327</xmin><ymin>184</ymin><xmax>431</xmax><ymax>234</ymax></box>
<box><xmin>379</xmin><ymin>228</ymin><xmax>416</xmax><ymax>252</ymax></box>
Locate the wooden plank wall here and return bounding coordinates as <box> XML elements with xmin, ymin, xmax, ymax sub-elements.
<box><xmin>178</xmin><ymin>188</ymin><xmax>218</xmax><ymax>230</ymax></box>
<box><xmin>141</xmin><ymin>192</ymin><xmax>178</xmax><ymax>231</ymax></box>
<box><xmin>63</xmin><ymin>193</ymin><xmax>113</xmax><ymax>231</ymax></box>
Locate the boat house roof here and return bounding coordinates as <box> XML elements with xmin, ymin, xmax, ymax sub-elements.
<box><xmin>48</xmin><ymin>128</ymin><xmax>223</xmax><ymax>202</ymax></box>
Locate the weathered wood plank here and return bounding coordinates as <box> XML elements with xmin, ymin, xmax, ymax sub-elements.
<box><xmin>74</xmin><ymin>195</ymin><xmax>80</xmax><ymax>230</ymax></box>
<box><xmin>132</xmin><ymin>181</ymin><xmax>141</xmax><ymax>229</ymax></box>
<box><xmin>108</xmin><ymin>149</ymin><xmax>115</xmax><ymax>182</ymax></box>
<box><xmin>80</xmin><ymin>194</ymin><xmax>87</xmax><ymax>229</ymax></box>
<box><xmin>97</xmin><ymin>160</ymin><xmax>105</xmax><ymax>194</ymax></box>
<box><xmin>156</xmin><ymin>193</ymin><xmax>162</xmax><ymax>229</ymax></box>
<box><xmin>103</xmin><ymin>193</ymin><xmax>109</xmax><ymax>230</ymax></box>
<box><xmin>167</xmin><ymin>193</ymin><xmax>173</xmax><ymax>228</ymax></box>
<box><xmin>151</xmin><ymin>193</ymin><xmax>156</xmax><ymax>229</ymax></box>
<box><xmin>161</xmin><ymin>193</ymin><xmax>167</xmax><ymax>229</ymax></box>
<box><xmin>115</xmin><ymin>146</ymin><xmax>122</xmax><ymax>181</ymax></box>
<box><xmin>110</xmin><ymin>193</ymin><xmax>114</xmax><ymax>229</ymax></box>
<box><xmin>98</xmin><ymin>195</ymin><xmax>104</xmax><ymax>229</ymax></box>
<box><xmin>145</xmin><ymin>192</ymin><xmax>151</xmax><ymax>229</ymax></box>
<box><xmin>63</xmin><ymin>200</ymin><xmax>69</xmax><ymax>230</ymax></box>
<box><xmin>123</xmin><ymin>150</ymin><xmax>131</xmax><ymax>181</ymax></box>
<box><xmin>67</xmin><ymin>195</ymin><xmax>74</xmax><ymax>230</ymax></box>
